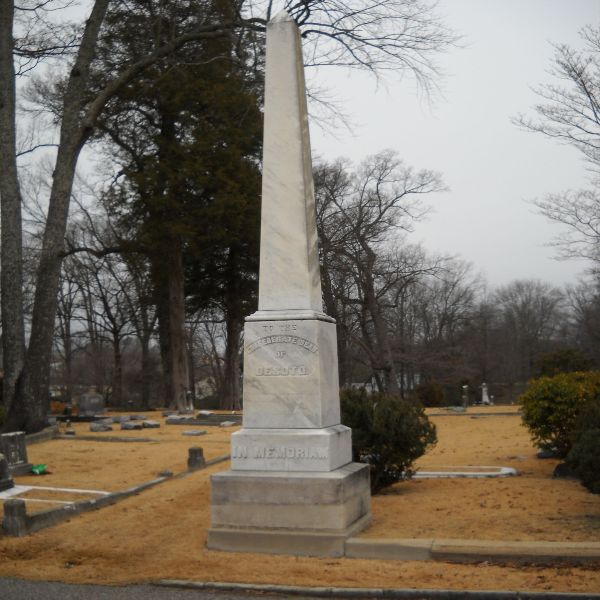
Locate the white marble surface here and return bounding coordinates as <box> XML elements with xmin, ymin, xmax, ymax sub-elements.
<box><xmin>242</xmin><ymin>319</ymin><xmax>340</xmax><ymax>429</ymax></box>
<box><xmin>209</xmin><ymin>14</ymin><xmax>371</xmax><ymax>554</ymax></box>
<box><xmin>231</xmin><ymin>425</ymin><xmax>351</xmax><ymax>472</ymax></box>
<box><xmin>258</xmin><ymin>10</ymin><xmax>322</xmax><ymax>313</ymax></box>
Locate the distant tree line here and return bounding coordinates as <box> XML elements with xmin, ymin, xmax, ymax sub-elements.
<box><xmin>32</xmin><ymin>150</ymin><xmax>599</xmax><ymax>411</ymax></box>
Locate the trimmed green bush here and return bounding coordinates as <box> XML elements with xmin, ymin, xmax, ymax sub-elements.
<box><xmin>341</xmin><ymin>388</ymin><xmax>437</xmax><ymax>494</ymax></box>
<box><xmin>567</xmin><ymin>428</ymin><xmax>600</xmax><ymax>494</ymax></box>
<box><xmin>519</xmin><ymin>371</ymin><xmax>600</xmax><ymax>458</ymax></box>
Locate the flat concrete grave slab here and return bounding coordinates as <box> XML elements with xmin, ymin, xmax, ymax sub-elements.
<box><xmin>0</xmin><ymin>484</ymin><xmax>109</xmax><ymax>506</ymax></box>
<box><xmin>414</xmin><ymin>466</ymin><xmax>518</xmax><ymax>479</ymax></box>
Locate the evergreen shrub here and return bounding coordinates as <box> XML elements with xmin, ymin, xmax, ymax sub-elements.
<box><xmin>567</xmin><ymin>429</ymin><xmax>600</xmax><ymax>494</ymax></box>
<box><xmin>519</xmin><ymin>371</ymin><xmax>600</xmax><ymax>458</ymax></box>
<box><xmin>340</xmin><ymin>388</ymin><xmax>437</xmax><ymax>494</ymax></box>
<box><xmin>535</xmin><ymin>348</ymin><xmax>593</xmax><ymax>377</ymax></box>
<box><xmin>415</xmin><ymin>380</ymin><xmax>446</xmax><ymax>407</ymax></box>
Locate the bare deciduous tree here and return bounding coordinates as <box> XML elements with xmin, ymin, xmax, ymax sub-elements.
<box><xmin>1</xmin><ymin>0</ymin><xmax>456</xmax><ymax>431</ymax></box>
<box><xmin>515</xmin><ymin>26</ymin><xmax>600</xmax><ymax>267</ymax></box>
<box><xmin>315</xmin><ymin>151</ymin><xmax>445</xmax><ymax>394</ymax></box>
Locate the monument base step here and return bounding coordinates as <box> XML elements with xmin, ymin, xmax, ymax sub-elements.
<box><xmin>208</xmin><ymin>462</ymin><xmax>371</xmax><ymax>557</ymax></box>
<box><xmin>208</xmin><ymin>512</ymin><xmax>372</xmax><ymax>557</ymax></box>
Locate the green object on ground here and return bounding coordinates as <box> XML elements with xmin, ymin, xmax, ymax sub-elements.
<box><xmin>31</xmin><ymin>464</ymin><xmax>48</xmax><ymax>475</ymax></box>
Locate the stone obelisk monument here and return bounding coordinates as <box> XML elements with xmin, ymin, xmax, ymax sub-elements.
<box><xmin>207</xmin><ymin>10</ymin><xmax>371</xmax><ymax>557</ymax></box>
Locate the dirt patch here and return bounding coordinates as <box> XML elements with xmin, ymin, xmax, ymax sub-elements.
<box><xmin>14</xmin><ymin>414</ymin><xmax>232</xmax><ymax>495</ymax></box>
<box><xmin>1</xmin><ymin>407</ymin><xmax>599</xmax><ymax>593</ymax></box>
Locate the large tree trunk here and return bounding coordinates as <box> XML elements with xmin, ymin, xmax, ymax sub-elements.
<box><xmin>62</xmin><ymin>318</ymin><xmax>73</xmax><ymax>404</ymax></box>
<box><xmin>152</xmin><ymin>237</ymin><xmax>189</xmax><ymax>410</ymax></box>
<box><xmin>3</xmin><ymin>0</ymin><xmax>110</xmax><ymax>433</ymax></box>
<box><xmin>222</xmin><ymin>315</ymin><xmax>242</xmax><ymax>410</ymax></box>
<box><xmin>220</xmin><ymin>246</ymin><xmax>246</xmax><ymax>410</ymax></box>
<box><xmin>362</xmin><ymin>250</ymin><xmax>401</xmax><ymax>396</ymax></box>
<box><xmin>140</xmin><ymin>336</ymin><xmax>151</xmax><ymax>409</ymax></box>
<box><xmin>187</xmin><ymin>329</ymin><xmax>197</xmax><ymax>407</ymax></box>
<box><xmin>320</xmin><ymin>257</ymin><xmax>352</xmax><ymax>387</ymax></box>
<box><xmin>9</xmin><ymin>140</ymin><xmax>82</xmax><ymax>431</ymax></box>
<box><xmin>0</xmin><ymin>1</ymin><xmax>25</xmax><ymax>423</ymax></box>
<box><xmin>111</xmin><ymin>337</ymin><xmax>122</xmax><ymax>407</ymax></box>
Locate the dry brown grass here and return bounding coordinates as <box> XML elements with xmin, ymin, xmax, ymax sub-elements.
<box><xmin>1</xmin><ymin>408</ymin><xmax>599</xmax><ymax>593</ymax></box>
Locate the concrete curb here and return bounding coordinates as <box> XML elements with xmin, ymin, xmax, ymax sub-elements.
<box><xmin>25</xmin><ymin>425</ymin><xmax>60</xmax><ymax>445</ymax></box>
<box><xmin>2</xmin><ymin>475</ymin><xmax>170</xmax><ymax>536</ymax></box>
<box><xmin>344</xmin><ymin>537</ymin><xmax>600</xmax><ymax>566</ymax></box>
<box><xmin>55</xmin><ymin>435</ymin><xmax>156</xmax><ymax>443</ymax></box>
<box><xmin>156</xmin><ymin>580</ymin><xmax>600</xmax><ymax>599</ymax></box>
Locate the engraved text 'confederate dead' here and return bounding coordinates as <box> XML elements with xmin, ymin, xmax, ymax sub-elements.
<box><xmin>246</xmin><ymin>335</ymin><xmax>318</xmax><ymax>354</ymax></box>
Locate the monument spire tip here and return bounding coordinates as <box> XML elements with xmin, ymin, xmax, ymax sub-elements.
<box><xmin>270</xmin><ymin>9</ymin><xmax>294</xmax><ymax>24</ymax></box>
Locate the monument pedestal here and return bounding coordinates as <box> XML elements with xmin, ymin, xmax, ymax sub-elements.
<box><xmin>208</xmin><ymin>463</ymin><xmax>371</xmax><ymax>556</ymax></box>
<box><xmin>231</xmin><ymin>425</ymin><xmax>351</xmax><ymax>472</ymax></box>
<box><xmin>208</xmin><ymin>315</ymin><xmax>372</xmax><ymax>555</ymax></box>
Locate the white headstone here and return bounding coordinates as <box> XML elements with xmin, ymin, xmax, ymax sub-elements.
<box><xmin>481</xmin><ymin>382</ymin><xmax>491</xmax><ymax>405</ymax></box>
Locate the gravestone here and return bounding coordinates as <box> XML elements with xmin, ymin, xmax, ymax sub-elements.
<box><xmin>207</xmin><ymin>11</ymin><xmax>371</xmax><ymax>557</ymax></box>
<box><xmin>0</xmin><ymin>453</ymin><xmax>15</xmax><ymax>491</ymax></box>
<box><xmin>461</xmin><ymin>384</ymin><xmax>469</xmax><ymax>409</ymax></box>
<box><xmin>78</xmin><ymin>387</ymin><xmax>105</xmax><ymax>416</ymax></box>
<box><xmin>188</xmin><ymin>447</ymin><xmax>206</xmax><ymax>470</ymax></box>
<box><xmin>481</xmin><ymin>382</ymin><xmax>491</xmax><ymax>405</ymax></box>
<box><xmin>90</xmin><ymin>422</ymin><xmax>113</xmax><ymax>433</ymax></box>
<box><xmin>0</xmin><ymin>431</ymin><xmax>32</xmax><ymax>475</ymax></box>
<box><xmin>121</xmin><ymin>421</ymin><xmax>143</xmax><ymax>431</ymax></box>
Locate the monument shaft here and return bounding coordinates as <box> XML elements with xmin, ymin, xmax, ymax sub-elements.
<box><xmin>257</xmin><ymin>11</ymin><xmax>322</xmax><ymax>315</ymax></box>
<box><xmin>208</xmin><ymin>11</ymin><xmax>371</xmax><ymax>557</ymax></box>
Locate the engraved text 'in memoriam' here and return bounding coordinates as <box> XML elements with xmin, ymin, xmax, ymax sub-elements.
<box><xmin>246</xmin><ymin>335</ymin><xmax>318</xmax><ymax>354</ymax></box>
<box><xmin>233</xmin><ymin>446</ymin><xmax>328</xmax><ymax>460</ymax></box>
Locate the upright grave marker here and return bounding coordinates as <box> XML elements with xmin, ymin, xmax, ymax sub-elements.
<box><xmin>0</xmin><ymin>432</ymin><xmax>32</xmax><ymax>475</ymax></box>
<box><xmin>207</xmin><ymin>10</ymin><xmax>371</xmax><ymax>557</ymax></box>
<box><xmin>0</xmin><ymin>454</ymin><xmax>15</xmax><ymax>492</ymax></box>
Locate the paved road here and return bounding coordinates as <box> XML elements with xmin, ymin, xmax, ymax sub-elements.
<box><xmin>0</xmin><ymin>578</ymin><xmax>312</xmax><ymax>600</ymax></box>
<box><xmin>4</xmin><ymin>578</ymin><xmax>598</xmax><ymax>600</ymax></box>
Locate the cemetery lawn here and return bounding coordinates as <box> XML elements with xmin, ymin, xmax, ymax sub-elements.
<box><xmin>1</xmin><ymin>406</ymin><xmax>600</xmax><ymax>593</ymax></box>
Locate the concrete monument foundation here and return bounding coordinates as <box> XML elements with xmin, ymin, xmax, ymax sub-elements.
<box><xmin>209</xmin><ymin>463</ymin><xmax>370</xmax><ymax>556</ymax></box>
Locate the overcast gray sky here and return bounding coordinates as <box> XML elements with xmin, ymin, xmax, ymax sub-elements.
<box><xmin>309</xmin><ymin>0</ymin><xmax>600</xmax><ymax>288</ymax></box>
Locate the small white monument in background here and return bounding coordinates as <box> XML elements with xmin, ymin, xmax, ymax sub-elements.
<box><xmin>207</xmin><ymin>10</ymin><xmax>371</xmax><ymax>556</ymax></box>
<box><xmin>481</xmin><ymin>382</ymin><xmax>491</xmax><ymax>405</ymax></box>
